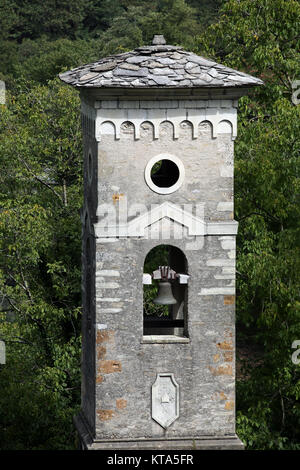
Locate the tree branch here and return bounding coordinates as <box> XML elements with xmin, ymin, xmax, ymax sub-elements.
<box><xmin>16</xmin><ymin>155</ymin><xmax>63</xmax><ymax>203</ymax></box>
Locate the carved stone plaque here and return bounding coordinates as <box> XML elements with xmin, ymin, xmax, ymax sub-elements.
<box><xmin>151</xmin><ymin>373</ymin><xmax>179</xmax><ymax>429</ymax></box>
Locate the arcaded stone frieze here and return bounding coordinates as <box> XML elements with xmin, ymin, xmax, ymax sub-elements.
<box><xmin>81</xmin><ymin>100</ymin><xmax>237</xmax><ymax>141</ymax></box>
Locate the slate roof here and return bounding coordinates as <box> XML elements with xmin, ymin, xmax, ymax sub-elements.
<box><xmin>59</xmin><ymin>35</ymin><xmax>263</xmax><ymax>89</ymax></box>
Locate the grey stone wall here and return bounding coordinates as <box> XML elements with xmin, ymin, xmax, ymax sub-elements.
<box><xmin>80</xmin><ymin>113</ymin><xmax>97</xmax><ymax>433</ymax></box>
<box><xmin>93</xmin><ymin>235</ymin><xmax>236</xmax><ymax>439</ymax></box>
<box><xmin>94</xmin><ymin>103</ymin><xmax>235</xmax><ymax>223</ymax></box>
<box><xmin>80</xmin><ymin>97</ymin><xmax>237</xmax><ymax>441</ymax></box>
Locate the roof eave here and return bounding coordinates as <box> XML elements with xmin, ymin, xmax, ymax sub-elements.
<box><xmin>75</xmin><ymin>84</ymin><xmax>263</xmax><ymax>102</ymax></box>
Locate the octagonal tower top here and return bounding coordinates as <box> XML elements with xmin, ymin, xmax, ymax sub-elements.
<box><xmin>59</xmin><ymin>35</ymin><xmax>263</xmax><ymax>92</ymax></box>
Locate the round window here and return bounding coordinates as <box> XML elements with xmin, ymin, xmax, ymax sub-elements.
<box><xmin>145</xmin><ymin>154</ymin><xmax>185</xmax><ymax>195</ymax></box>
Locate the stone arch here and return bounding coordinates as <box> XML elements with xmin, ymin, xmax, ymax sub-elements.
<box><xmin>198</xmin><ymin>120</ymin><xmax>214</xmax><ymax>139</ymax></box>
<box><xmin>159</xmin><ymin>120</ymin><xmax>175</xmax><ymax>139</ymax></box>
<box><xmin>139</xmin><ymin>120</ymin><xmax>155</xmax><ymax>140</ymax></box>
<box><xmin>217</xmin><ymin>119</ymin><xmax>233</xmax><ymax>136</ymax></box>
<box><xmin>179</xmin><ymin>120</ymin><xmax>193</xmax><ymax>139</ymax></box>
<box><xmin>143</xmin><ymin>244</ymin><xmax>188</xmax><ymax>338</ymax></box>
<box><xmin>99</xmin><ymin>120</ymin><xmax>116</xmax><ymax>137</ymax></box>
<box><xmin>120</xmin><ymin>120</ymin><xmax>135</xmax><ymax>139</ymax></box>
<box><xmin>82</xmin><ymin>205</ymin><xmax>94</xmax><ymax>236</ymax></box>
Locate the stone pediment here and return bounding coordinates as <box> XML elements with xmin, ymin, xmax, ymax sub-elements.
<box><xmin>94</xmin><ymin>201</ymin><xmax>238</xmax><ymax>238</ymax></box>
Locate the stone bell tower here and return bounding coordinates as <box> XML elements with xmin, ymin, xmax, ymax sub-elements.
<box><xmin>60</xmin><ymin>35</ymin><xmax>262</xmax><ymax>450</ymax></box>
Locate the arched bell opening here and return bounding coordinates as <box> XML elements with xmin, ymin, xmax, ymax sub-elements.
<box><xmin>143</xmin><ymin>245</ymin><xmax>188</xmax><ymax>337</ymax></box>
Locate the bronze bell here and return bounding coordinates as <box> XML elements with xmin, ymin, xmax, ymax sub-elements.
<box><xmin>153</xmin><ymin>281</ymin><xmax>177</xmax><ymax>305</ymax></box>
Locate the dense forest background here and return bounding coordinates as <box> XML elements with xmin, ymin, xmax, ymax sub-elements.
<box><xmin>0</xmin><ymin>0</ymin><xmax>299</xmax><ymax>450</ymax></box>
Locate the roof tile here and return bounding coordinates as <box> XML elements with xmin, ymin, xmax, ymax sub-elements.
<box><xmin>59</xmin><ymin>36</ymin><xmax>263</xmax><ymax>89</ymax></box>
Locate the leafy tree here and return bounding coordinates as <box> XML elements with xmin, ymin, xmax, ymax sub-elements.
<box><xmin>0</xmin><ymin>0</ymin><xmax>299</xmax><ymax>451</ymax></box>
<box><xmin>0</xmin><ymin>80</ymin><xmax>83</xmax><ymax>449</ymax></box>
<box><xmin>235</xmin><ymin>100</ymin><xmax>300</xmax><ymax>449</ymax></box>
<box><xmin>196</xmin><ymin>0</ymin><xmax>300</xmax><ymax>107</ymax></box>
<box><xmin>83</xmin><ymin>0</ymin><xmax>126</xmax><ymax>35</ymax></box>
<box><xmin>0</xmin><ymin>0</ymin><xmax>18</xmax><ymax>42</ymax></box>
<box><xmin>98</xmin><ymin>0</ymin><xmax>200</xmax><ymax>56</ymax></box>
<box><xmin>194</xmin><ymin>0</ymin><xmax>300</xmax><ymax>449</ymax></box>
<box><xmin>155</xmin><ymin>0</ymin><xmax>200</xmax><ymax>46</ymax></box>
<box><xmin>5</xmin><ymin>0</ymin><xmax>88</xmax><ymax>41</ymax></box>
<box><xmin>186</xmin><ymin>0</ymin><xmax>223</xmax><ymax>27</ymax></box>
<box><xmin>9</xmin><ymin>37</ymin><xmax>103</xmax><ymax>85</ymax></box>
<box><xmin>0</xmin><ymin>0</ymin><xmax>19</xmax><ymax>78</ymax></box>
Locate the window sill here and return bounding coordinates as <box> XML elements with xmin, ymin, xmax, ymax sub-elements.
<box><xmin>141</xmin><ymin>335</ymin><xmax>190</xmax><ymax>344</ymax></box>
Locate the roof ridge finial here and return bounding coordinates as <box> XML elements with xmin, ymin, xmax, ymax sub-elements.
<box><xmin>152</xmin><ymin>34</ymin><xmax>166</xmax><ymax>46</ymax></box>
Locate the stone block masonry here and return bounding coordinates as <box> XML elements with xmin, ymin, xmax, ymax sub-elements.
<box><xmin>60</xmin><ymin>34</ymin><xmax>263</xmax><ymax>450</ymax></box>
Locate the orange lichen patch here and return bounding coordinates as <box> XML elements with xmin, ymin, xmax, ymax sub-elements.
<box><xmin>217</xmin><ymin>340</ymin><xmax>233</xmax><ymax>350</ymax></box>
<box><xmin>98</xmin><ymin>360</ymin><xmax>122</xmax><ymax>374</ymax></box>
<box><xmin>224</xmin><ymin>295</ymin><xmax>235</xmax><ymax>305</ymax></box>
<box><xmin>213</xmin><ymin>353</ymin><xmax>220</xmax><ymax>363</ymax></box>
<box><xmin>224</xmin><ymin>329</ymin><xmax>233</xmax><ymax>338</ymax></box>
<box><xmin>97</xmin><ymin>345</ymin><xmax>106</xmax><ymax>360</ymax></box>
<box><xmin>209</xmin><ymin>364</ymin><xmax>233</xmax><ymax>376</ymax></box>
<box><xmin>116</xmin><ymin>398</ymin><xmax>127</xmax><ymax>410</ymax></box>
<box><xmin>211</xmin><ymin>391</ymin><xmax>227</xmax><ymax>401</ymax></box>
<box><xmin>96</xmin><ymin>375</ymin><xmax>104</xmax><ymax>384</ymax></box>
<box><xmin>223</xmin><ymin>351</ymin><xmax>233</xmax><ymax>362</ymax></box>
<box><xmin>96</xmin><ymin>330</ymin><xmax>115</xmax><ymax>345</ymax></box>
<box><xmin>224</xmin><ymin>401</ymin><xmax>234</xmax><ymax>411</ymax></box>
<box><xmin>97</xmin><ymin>409</ymin><xmax>115</xmax><ymax>421</ymax></box>
<box><xmin>112</xmin><ymin>193</ymin><xmax>124</xmax><ymax>204</ymax></box>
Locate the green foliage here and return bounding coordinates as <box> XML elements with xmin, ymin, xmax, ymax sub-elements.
<box><xmin>97</xmin><ymin>0</ymin><xmax>200</xmax><ymax>56</ymax></box>
<box><xmin>193</xmin><ymin>0</ymin><xmax>300</xmax><ymax>449</ymax></box>
<box><xmin>10</xmin><ymin>37</ymin><xmax>102</xmax><ymax>85</ymax></box>
<box><xmin>234</xmin><ymin>99</ymin><xmax>300</xmax><ymax>449</ymax></box>
<box><xmin>83</xmin><ymin>0</ymin><xmax>126</xmax><ymax>35</ymax></box>
<box><xmin>0</xmin><ymin>0</ymin><xmax>19</xmax><ymax>42</ymax></box>
<box><xmin>0</xmin><ymin>337</ymin><xmax>80</xmax><ymax>449</ymax></box>
<box><xmin>187</xmin><ymin>0</ymin><xmax>223</xmax><ymax>27</ymax></box>
<box><xmin>236</xmin><ymin>357</ymin><xmax>300</xmax><ymax>450</ymax></box>
<box><xmin>0</xmin><ymin>0</ymin><xmax>299</xmax><ymax>451</ymax></box>
<box><xmin>143</xmin><ymin>286</ymin><xmax>169</xmax><ymax>318</ymax></box>
<box><xmin>3</xmin><ymin>0</ymin><xmax>88</xmax><ymax>41</ymax></box>
<box><xmin>0</xmin><ymin>80</ymin><xmax>83</xmax><ymax>449</ymax></box>
<box><xmin>144</xmin><ymin>245</ymin><xmax>170</xmax><ymax>318</ymax></box>
<box><xmin>195</xmin><ymin>0</ymin><xmax>300</xmax><ymax>107</ymax></box>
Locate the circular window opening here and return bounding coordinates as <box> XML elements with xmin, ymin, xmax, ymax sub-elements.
<box><xmin>151</xmin><ymin>160</ymin><xmax>180</xmax><ymax>188</ymax></box>
<box><xmin>145</xmin><ymin>154</ymin><xmax>185</xmax><ymax>195</ymax></box>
